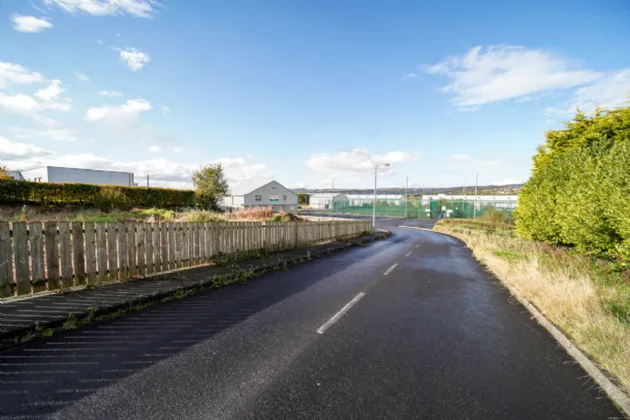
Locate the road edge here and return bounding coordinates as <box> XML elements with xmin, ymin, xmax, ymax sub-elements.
<box><xmin>399</xmin><ymin>224</ymin><xmax>630</xmax><ymax>418</ymax></box>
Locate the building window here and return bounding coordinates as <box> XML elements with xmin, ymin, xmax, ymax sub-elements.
<box><xmin>255</xmin><ymin>195</ymin><xmax>262</xmax><ymax>201</ymax></box>
<box><xmin>283</xmin><ymin>195</ymin><xmax>287</xmax><ymax>201</ymax></box>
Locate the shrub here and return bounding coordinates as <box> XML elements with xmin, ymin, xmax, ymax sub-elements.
<box><xmin>229</xmin><ymin>206</ymin><xmax>274</xmax><ymax>221</ymax></box>
<box><xmin>0</xmin><ymin>179</ymin><xmax>196</xmax><ymax>210</ymax></box>
<box><xmin>183</xmin><ymin>210</ymin><xmax>226</xmax><ymax>223</ymax></box>
<box><xmin>517</xmin><ymin>105</ymin><xmax>630</xmax><ymax>263</ymax></box>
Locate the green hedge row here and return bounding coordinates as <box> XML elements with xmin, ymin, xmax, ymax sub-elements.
<box><xmin>516</xmin><ymin>107</ymin><xmax>630</xmax><ymax>263</ymax></box>
<box><xmin>0</xmin><ymin>179</ymin><xmax>197</xmax><ymax>210</ymax></box>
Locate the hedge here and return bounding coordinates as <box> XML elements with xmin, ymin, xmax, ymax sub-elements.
<box><xmin>516</xmin><ymin>106</ymin><xmax>630</xmax><ymax>263</ymax></box>
<box><xmin>0</xmin><ymin>179</ymin><xmax>197</xmax><ymax>210</ymax></box>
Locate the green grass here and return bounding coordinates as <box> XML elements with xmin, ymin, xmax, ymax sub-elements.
<box><xmin>493</xmin><ymin>249</ymin><xmax>525</xmax><ymax>262</ymax></box>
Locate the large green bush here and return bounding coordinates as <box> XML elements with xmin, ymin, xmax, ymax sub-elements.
<box><xmin>0</xmin><ymin>179</ymin><xmax>197</xmax><ymax>210</ymax></box>
<box><xmin>517</xmin><ymin>105</ymin><xmax>630</xmax><ymax>262</ymax></box>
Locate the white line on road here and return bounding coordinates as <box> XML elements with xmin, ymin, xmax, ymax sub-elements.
<box><xmin>316</xmin><ymin>292</ymin><xmax>366</xmax><ymax>334</ymax></box>
<box><xmin>383</xmin><ymin>263</ymin><xmax>398</xmax><ymax>276</ymax></box>
<box><xmin>405</xmin><ymin>251</ymin><xmax>412</xmax><ymax>257</ymax></box>
<box><xmin>416</xmin><ymin>244</ymin><xmax>420</xmax><ymax>248</ymax></box>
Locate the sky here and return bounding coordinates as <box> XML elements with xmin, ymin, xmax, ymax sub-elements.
<box><xmin>0</xmin><ymin>0</ymin><xmax>629</xmax><ymax>192</ymax></box>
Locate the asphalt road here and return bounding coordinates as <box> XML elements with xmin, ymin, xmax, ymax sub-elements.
<box><xmin>0</xmin><ymin>218</ymin><xmax>623</xmax><ymax>419</ymax></box>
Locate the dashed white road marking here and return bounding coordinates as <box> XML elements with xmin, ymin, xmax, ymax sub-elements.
<box><xmin>405</xmin><ymin>251</ymin><xmax>412</xmax><ymax>257</ymax></box>
<box><xmin>317</xmin><ymin>292</ymin><xmax>366</xmax><ymax>334</ymax></box>
<box><xmin>383</xmin><ymin>263</ymin><xmax>398</xmax><ymax>276</ymax></box>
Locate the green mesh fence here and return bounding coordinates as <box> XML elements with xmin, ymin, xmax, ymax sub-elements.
<box><xmin>301</xmin><ymin>199</ymin><xmax>516</xmax><ymax>219</ymax></box>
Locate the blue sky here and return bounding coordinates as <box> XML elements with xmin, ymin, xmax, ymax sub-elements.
<box><xmin>1</xmin><ymin>0</ymin><xmax>629</xmax><ymax>191</ymax></box>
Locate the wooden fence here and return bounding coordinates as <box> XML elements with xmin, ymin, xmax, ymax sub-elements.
<box><xmin>0</xmin><ymin>220</ymin><xmax>372</xmax><ymax>297</ymax></box>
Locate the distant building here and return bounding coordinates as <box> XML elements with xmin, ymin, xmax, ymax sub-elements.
<box><xmin>309</xmin><ymin>193</ymin><xmax>349</xmax><ymax>210</ymax></box>
<box><xmin>421</xmin><ymin>194</ymin><xmax>519</xmax><ymax>208</ymax></box>
<box><xmin>221</xmin><ymin>180</ymin><xmax>298</xmax><ymax>212</ymax></box>
<box><xmin>346</xmin><ymin>194</ymin><xmax>405</xmax><ymax>206</ymax></box>
<box><xmin>7</xmin><ymin>171</ymin><xmax>24</xmax><ymax>181</ymax></box>
<box><xmin>47</xmin><ymin>166</ymin><xmax>135</xmax><ymax>186</ymax></box>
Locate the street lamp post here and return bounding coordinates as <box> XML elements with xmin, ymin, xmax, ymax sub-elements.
<box><xmin>373</xmin><ymin>163</ymin><xmax>390</xmax><ymax>229</ymax></box>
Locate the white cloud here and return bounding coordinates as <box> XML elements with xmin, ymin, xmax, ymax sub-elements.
<box><xmin>401</xmin><ymin>73</ymin><xmax>417</xmax><ymax>81</ymax></box>
<box><xmin>173</xmin><ymin>147</ymin><xmax>182</xmax><ymax>154</ymax></box>
<box><xmin>305</xmin><ymin>148</ymin><xmax>420</xmax><ymax>173</ymax></box>
<box><xmin>547</xmin><ymin>69</ymin><xmax>630</xmax><ymax>116</ymax></box>
<box><xmin>0</xmin><ymin>136</ymin><xmax>53</xmax><ymax>161</ymax></box>
<box><xmin>97</xmin><ymin>39</ymin><xmax>104</xmax><ymax>45</ymax></box>
<box><xmin>43</xmin><ymin>0</ymin><xmax>156</xmax><ymax>18</ymax></box>
<box><xmin>35</xmin><ymin>79</ymin><xmax>64</xmax><ymax>100</ymax></box>
<box><xmin>161</xmin><ymin>105</ymin><xmax>169</xmax><ymax>115</ymax></box>
<box><xmin>13</xmin><ymin>150</ymin><xmax>272</xmax><ymax>191</ymax></box>
<box><xmin>119</xmin><ymin>48</ymin><xmax>151</xmax><ymax>71</ymax></box>
<box><xmin>0</xmin><ymin>92</ymin><xmax>41</xmax><ymax>112</ymax></box>
<box><xmin>423</xmin><ymin>45</ymin><xmax>600</xmax><ymax>108</ymax></box>
<box><xmin>85</xmin><ymin>98</ymin><xmax>152</xmax><ymax>125</ymax></box>
<box><xmin>11</xmin><ymin>127</ymin><xmax>79</xmax><ymax>142</ymax></box>
<box><xmin>75</xmin><ymin>72</ymin><xmax>90</xmax><ymax>82</ymax></box>
<box><xmin>0</xmin><ymin>61</ymin><xmax>45</xmax><ymax>88</ymax></box>
<box><xmin>11</xmin><ymin>14</ymin><xmax>52</xmax><ymax>33</ymax></box>
<box><xmin>148</xmin><ymin>145</ymin><xmax>161</xmax><ymax>152</ymax></box>
<box><xmin>448</xmin><ymin>154</ymin><xmax>470</xmax><ymax>161</ymax></box>
<box><xmin>97</xmin><ymin>90</ymin><xmax>123</xmax><ymax>97</ymax></box>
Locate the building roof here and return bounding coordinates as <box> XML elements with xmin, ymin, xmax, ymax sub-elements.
<box><xmin>347</xmin><ymin>194</ymin><xmax>404</xmax><ymax>200</ymax></box>
<box><xmin>226</xmin><ymin>180</ymin><xmax>295</xmax><ymax>196</ymax></box>
<box><xmin>309</xmin><ymin>193</ymin><xmax>348</xmax><ymax>200</ymax></box>
<box><xmin>422</xmin><ymin>195</ymin><xmax>519</xmax><ymax>200</ymax></box>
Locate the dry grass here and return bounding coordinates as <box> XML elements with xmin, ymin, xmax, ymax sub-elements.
<box><xmin>227</xmin><ymin>206</ymin><xmax>275</xmax><ymax>221</ymax></box>
<box><xmin>435</xmin><ymin>221</ymin><xmax>630</xmax><ymax>396</ymax></box>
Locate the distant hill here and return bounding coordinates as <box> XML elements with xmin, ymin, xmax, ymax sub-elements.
<box><xmin>293</xmin><ymin>184</ymin><xmax>523</xmax><ymax>196</ymax></box>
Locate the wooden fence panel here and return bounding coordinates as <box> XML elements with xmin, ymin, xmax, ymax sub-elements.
<box><xmin>128</xmin><ymin>223</ymin><xmax>137</xmax><ymax>277</ymax></box>
<box><xmin>136</xmin><ymin>222</ymin><xmax>146</xmax><ymax>276</ymax></box>
<box><xmin>153</xmin><ymin>223</ymin><xmax>162</xmax><ymax>273</ymax></box>
<box><xmin>192</xmin><ymin>223</ymin><xmax>199</xmax><ymax>266</ymax></box>
<box><xmin>201</xmin><ymin>223</ymin><xmax>208</xmax><ymax>262</ymax></box>
<box><xmin>117</xmin><ymin>223</ymin><xmax>128</xmax><ymax>279</ymax></box>
<box><xmin>168</xmin><ymin>223</ymin><xmax>176</xmax><ymax>270</ymax></box>
<box><xmin>160</xmin><ymin>223</ymin><xmax>167</xmax><ymax>272</ymax></box>
<box><xmin>95</xmin><ymin>223</ymin><xmax>108</xmax><ymax>283</ymax></box>
<box><xmin>0</xmin><ymin>222</ymin><xmax>13</xmax><ymax>297</ymax></box>
<box><xmin>174</xmin><ymin>222</ymin><xmax>182</xmax><ymax>268</ymax></box>
<box><xmin>45</xmin><ymin>222</ymin><xmax>61</xmax><ymax>290</ymax></box>
<box><xmin>145</xmin><ymin>224</ymin><xmax>154</xmax><ymax>275</ymax></box>
<box><xmin>107</xmin><ymin>223</ymin><xmax>118</xmax><ymax>281</ymax></box>
<box><xmin>72</xmin><ymin>222</ymin><xmax>86</xmax><ymax>285</ymax></box>
<box><xmin>84</xmin><ymin>222</ymin><xmax>97</xmax><ymax>285</ymax></box>
<box><xmin>58</xmin><ymin>222</ymin><xmax>73</xmax><ymax>288</ymax></box>
<box><xmin>181</xmin><ymin>223</ymin><xmax>189</xmax><ymax>267</ymax></box>
<box><xmin>13</xmin><ymin>222</ymin><xmax>30</xmax><ymax>295</ymax></box>
<box><xmin>29</xmin><ymin>222</ymin><xmax>45</xmax><ymax>288</ymax></box>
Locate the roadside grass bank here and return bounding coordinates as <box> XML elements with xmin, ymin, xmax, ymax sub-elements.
<box><xmin>434</xmin><ymin>217</ymin><xmax>630</xmax><ymax>397</ymax></box>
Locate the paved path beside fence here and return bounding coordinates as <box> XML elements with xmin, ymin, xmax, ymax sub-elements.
<box><xmin>0</xmin><ymin>234</ymin><xmax>383</xmax><ymax>347</ymax></box>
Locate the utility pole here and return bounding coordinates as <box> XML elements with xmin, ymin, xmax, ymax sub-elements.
<box><xmin>147</xmin><ymin>175</ymin><xmax>150</xmax><ymax>188</ymax></box>
<box><xmin>405</xmin><ymin>176</ymin><xmax>409</xmax><ymax>219</ymax></box>
<box><xmin>473</xmin><ymin>173</ymin><xmax>479</xmax><ymax>220</ymax></box>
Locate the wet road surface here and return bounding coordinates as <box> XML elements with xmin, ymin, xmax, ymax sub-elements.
<box><xmin>0</xmin><ymin>218</ymin><xmax>623</xmax><ymax>419</ymax></box>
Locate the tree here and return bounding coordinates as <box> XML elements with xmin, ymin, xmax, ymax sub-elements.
<box><xmin>297</xmin><ymin>193</ymin><xmax>310</xmax><ymax>205</ymax></box>
<box><xmin>0</xmin><ymin>165</ymin><xmax>11</xmax><ymax>180</ymax></box>
<box><xmin>192</xmin><ymin>163</ymin><xmax>229</xmax><ymax>209</ymax></box>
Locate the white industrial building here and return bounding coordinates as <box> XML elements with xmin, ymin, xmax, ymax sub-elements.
<box><xmin>309</xmin><ymin>193</ymin><xmax>349</xmax><ymax>210</ymax></box>
<box><xmin>47</xmin><ymin>166</ymin><xmax>136</xmax><ymax>186</ymax></box>
<box><xmin>346</xmin><ymin>194</ymin><xmax>405</xmax><ymax>205</ymax></box>
<box><xmin>421</xmin><ymin>195</ymin><xmax>519</xmax><ymax>208</ymax></box>
<box><xmin>221</xmin><ymin>180</ymin><xmax>298</xmax><ymax>212</ymax></box>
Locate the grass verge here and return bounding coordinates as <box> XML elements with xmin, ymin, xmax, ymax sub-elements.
<box><xmin>435</xmin><ymin>219</ymin><xmax>630</xmax><ymax>397</ymax></box>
